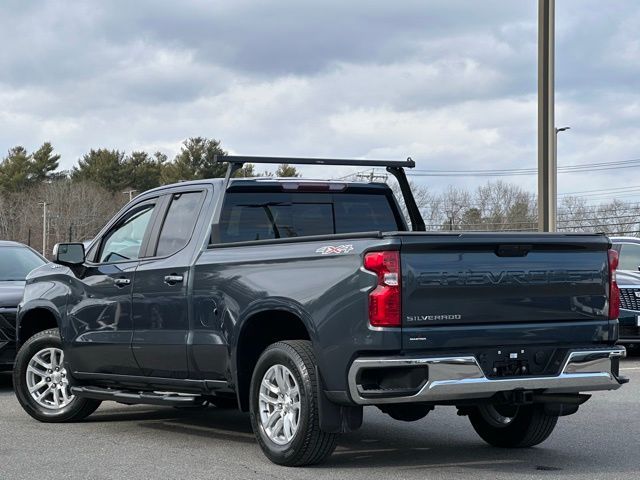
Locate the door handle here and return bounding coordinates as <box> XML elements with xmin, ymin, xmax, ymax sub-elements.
<box><xmin>164</xmin><ymin>274</ymin><xmax>184</xmax><ymax>285</ymax></box>
<box><xmin>114</xmin><ymin>277</ymin><xmax>131</xmax><ymax>287</ymax></box>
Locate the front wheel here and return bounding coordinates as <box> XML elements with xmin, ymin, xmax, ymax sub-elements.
<box><xmin>468</xmin><ymin>403</ymin><xmax>558</xmax><ymax>448</ymax></box>
<box><xmin>249</xmin><ymin>340</ymin><xmax>337</xmax><ymax>466</ymax></box>
<box><xmin>13</xmin><ymin>328</ymin><xmax>101</xmax><ymax>423</ymax></box>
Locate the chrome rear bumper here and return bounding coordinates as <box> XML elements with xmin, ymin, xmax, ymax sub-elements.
<box><xmin>347</xmin><ymin>348</ymin><xmax>627</xmax><ymax>405</ymax></box>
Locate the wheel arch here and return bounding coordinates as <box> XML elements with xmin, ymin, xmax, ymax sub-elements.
<box><xmin>17</xmin><ymin>302</ymin><xmax>61</xmax><ymax>347</ymax></box>
<box><xmin>233</xmin><ymin>301</ymin><xmax>317</xmax><ymax>411</ymax></box>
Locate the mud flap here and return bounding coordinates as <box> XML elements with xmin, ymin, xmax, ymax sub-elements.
<box><xmin>316</xmin><ymin>366</ymin><xmax>363</xmax><ymax>433</ymax></box>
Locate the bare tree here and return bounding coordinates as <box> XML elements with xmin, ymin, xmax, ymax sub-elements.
<box><xmin>0</xmin><ymin>179</ymin><xmax>126</xmax><ymax>254</ymax></box>
<box><xmin>558</xmin><ymin>198</ymin><xmax>640</xmax><ymax>235</ymax></box>
<box><xmin>387</xmin><ymin>178</ymin><xmax>440</xmax><ymax>228</ymax></box>
<box><xmin>37</xmin><ymin>180</ymin><xmax>127</xmax><ymax>247</ymax></box>
<box><xmin>440</xmin><ymin>186</ymin><xmax>472</xmax><ymax>230</ymax></box>
<box><xmin>472</xmin><ymin>181</ymin><xmax>537</xmax><ymax>231</ymax></box>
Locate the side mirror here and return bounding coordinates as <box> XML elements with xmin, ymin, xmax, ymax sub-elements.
<box><xmin>53</xmin><ymin>243</ymin><xmax>85</xmax><ymax>266</ymax></box>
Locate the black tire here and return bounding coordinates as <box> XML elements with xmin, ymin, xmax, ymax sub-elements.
<box><xmin>249</xmin><ymin>340</ymin><xmax>338</xmax><ymax>466</ymax></box>
<box><xmin>469</xmin><ymin>403</ymin><xmax>558</xmax><ymax>448</ymax></box>
<box><xmin>378</xmin><ymin>404</ymin><xmax>432</xmax><ymax>422</ymax></box>
<box><xmin>13</xmin><ymin>328</ymin><xmax>101</xmax><ymax>423</ymax></box>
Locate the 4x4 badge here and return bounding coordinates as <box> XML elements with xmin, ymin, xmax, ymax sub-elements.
<box><xmin>315</xmin><ymin>244</ymin><xmax>354</xmax><ymax>255</ymax></box>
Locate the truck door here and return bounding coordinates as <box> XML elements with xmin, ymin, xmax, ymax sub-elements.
<box><xmin>66</xmin><ymin>199</ymin><xmax>159</xmax><ymax>375</ymax></box>
<box><xmin>132</xmin><ymin>189</ymin><xmax>206</xmax><ymax>378</ymax></box>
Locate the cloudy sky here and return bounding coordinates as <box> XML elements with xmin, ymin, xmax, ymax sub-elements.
<box><xmin>1</xmin><ymin>0</ymin><xmax>639</xmax><ymax>201</ymax></box>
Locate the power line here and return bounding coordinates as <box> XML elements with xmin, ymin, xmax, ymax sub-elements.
<box><xmin>559</xmin><ymin>185</ymin><xmax>640</xmax><ymax>196</ymax></box>
<box><xmin>407</xmin><ymin>157</ymin><xmax>640</xmax><ymax>177</ymax></box>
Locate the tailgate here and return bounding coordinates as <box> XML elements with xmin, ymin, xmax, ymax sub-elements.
<box><xmin>398</xmin><ymin>233</ymin><xmax>611</xmax><ymax>333</ymax></box>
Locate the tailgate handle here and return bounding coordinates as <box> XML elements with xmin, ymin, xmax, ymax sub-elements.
<box><xmin>496</xmin><ymin>244</ymin><xmax>531</xmax><ymax>257</ymax></box>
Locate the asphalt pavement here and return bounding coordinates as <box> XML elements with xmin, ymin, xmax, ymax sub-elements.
<box><xmin>1</xmin><ymin>356</ymin><xmax>639</xmax><ymax>480</ymax></box>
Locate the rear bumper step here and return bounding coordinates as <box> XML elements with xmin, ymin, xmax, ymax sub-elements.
<box><xmin>71</xmin><ymin>386</ymin><xmax>202</xmax><ymax>406</ymax></box>
<box><xmin>348</xmin><ymin>348</ymin><xmax>626</xmax><ymax>405</ymax></box>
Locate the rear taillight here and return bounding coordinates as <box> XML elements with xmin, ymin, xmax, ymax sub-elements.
<box><xmin>608</xmin><ymin>249</ymin><xmax>620</xmax><ymax>320</ymax></box>
<box><xmin>364</xmin><ymin>251</ymin><xmax>401</xmax><ymax>327</ymax></box>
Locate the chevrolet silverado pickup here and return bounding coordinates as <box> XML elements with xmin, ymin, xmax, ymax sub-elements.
<box><xmin>14</xmin><ymin>156</ymin><xmax>627</xmax><ymax>466</ymax></box>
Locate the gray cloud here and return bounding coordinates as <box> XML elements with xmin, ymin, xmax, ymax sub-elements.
<box><xmin>0</xmin><ymin>0</ymin><xmax>638</xmax><ymax>200</ymax></box>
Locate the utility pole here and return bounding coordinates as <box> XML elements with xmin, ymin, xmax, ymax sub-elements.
<box><xmin>123</xmin><ymin>190</ymin><xmax>137</xmax><ymax>202</ymax></box>
<box><xmin>538</xmin><ymin>0</ymin><xmax>556</xmax><ymax>232</ymax></box>
<box><xmin>354</xmin><ymin>169</ymin><xmax>388</xmax><ymax>183</ymax></box>
<box><xmin>38</xmin><ymin>202</ymin><xmax>49</xmax><ymax>256</ymax></box>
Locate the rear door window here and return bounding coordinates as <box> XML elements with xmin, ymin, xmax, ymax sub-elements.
<box><xmin>155</xmin><ymin>191</ymin><xmax>205</xmax><ymax>257</ymax></box>
<box><xmin>218</xmin><ymin>191</ymin><xmax>400</xmax><ymax>243</ymax></box>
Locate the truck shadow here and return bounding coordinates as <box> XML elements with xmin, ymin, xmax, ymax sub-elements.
<box><xmin>84</xmin><ymin>404</ymin><xmax>631</xmax><ymax>476</ymax></box>
<box><xmin>3</xmin><ymin>360</ymin><xmax>637</xmax><ymax>476</ymax></box>
<box><xmin>88</xmin><ymin>404</ymin><xmax>255</xmax><ymax>443</ymax></box>
<box><xmin>0</xmin><ymin>372</ymin><xmax>12</xmax><ymax>391</ymax></box>
<box><xmin>322</xmin><ymin>420</ymin><xmax>633</xmax><ymax>475</ymax></box>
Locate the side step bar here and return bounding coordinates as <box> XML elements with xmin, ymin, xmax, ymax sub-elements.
<box><xmin>71</xmin><ymin>386</ymin><xmax>203</xmax><ymax>407</ymax></box>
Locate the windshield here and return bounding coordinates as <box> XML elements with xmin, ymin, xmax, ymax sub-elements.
<box><xmin>0</xmin><ymin>246</ymin><xmax>46</xmax><ymax>281</ymax></box>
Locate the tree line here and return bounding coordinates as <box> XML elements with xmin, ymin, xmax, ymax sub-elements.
<box><xmin>0</xmin><ymin>137</ymin><xmax>299</xmax><ymax>194</ymax></box>
<box><xmin>1</xmin><ymin>139</ymin><xmax>638</xmax><ymax>254</ymax></box>
<box><xmin>390</xmin><ymin>178</ymin><xmax>640</xmax><ymax>235</ymax></box>
<box><xmin>0</xmin><ymin>137</ymin><xmax>299</xmax><ymax>252</ymax></box>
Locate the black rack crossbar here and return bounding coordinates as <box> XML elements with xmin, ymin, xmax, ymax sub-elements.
<box><xmin>215</xmin><ymin>155</ymin><xmax>415</xmax><ymax>169</ymax></box>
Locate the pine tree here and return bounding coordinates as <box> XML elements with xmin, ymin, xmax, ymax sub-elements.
<box><xmin>123</xmin><ymin>151</ymin><xmax>165</xmax><ymax>192</ymax></box>
<box><xmin>0</xmin><ymin>146</ymin><xmax>32</xmax><ymax>192</ymax></box>
<box><xmin>275</xmin><ymin>164</ymin><xmax>300</xmax><ymax>177</ymax></box>
<box><xmin>31</xmin><ymin>142</ymin><xmax>61</xmax><ymax>182</ymax></box>
<box><xmin>72</xmin><ymin>149</ymin><xmax>127</xmax><ymax>193</ymax></box>
<box><xmin>162</xmin><ymin>137</ymin><xmax>227</xmax><ymax>183</ymax></box>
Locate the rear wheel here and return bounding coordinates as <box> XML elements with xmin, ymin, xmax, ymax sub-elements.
<box><xmin>13</xmin><ymin>329</ymin><xmax>101</xmax><ymax>423</ymax></box>
<box><xmin>468</xmin><ymin>403</ymin><xmax>558</xmax><ymax>448</ymax></box>
<box><xmin>249</xmin><ymin>340</ymin><xmax>337</xmax><ymax>466</ymax></box>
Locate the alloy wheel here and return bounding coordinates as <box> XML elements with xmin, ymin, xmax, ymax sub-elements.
<box><xmin>258</xmin><ymin>364</ymin><xmax>301</xmax><ymax>445</ymax></box>
<box><xmin>26</xmin><ymin>347</ymin><xmax>74</xmax><ymax>410</ymax></box>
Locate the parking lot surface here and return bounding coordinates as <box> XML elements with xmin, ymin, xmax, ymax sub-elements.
<box><xmin>1</xmin><ymin>356</ymin><xmax>639</xmax><ymax>480</ymax></box>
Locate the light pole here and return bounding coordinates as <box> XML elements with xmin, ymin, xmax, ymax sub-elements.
<box><xmin>553</xmin><ymin>126</ymin><xmax>571</xmax><ymax>230</ymax></box>
<box><xmin>38</xmin><ymin>202</ymin><xmax>49</xmax><ymax>256</ymax></box>
<box><xmin>538</xmin><ymin>0</ymin><xmax>556</xmax><ymax>232</ymax></box>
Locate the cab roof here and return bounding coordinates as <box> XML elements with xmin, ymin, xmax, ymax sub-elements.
<box><xmin>140</xmin><ymin>177</ymin><xmax>392</xmax><ymax>197</ymax></box>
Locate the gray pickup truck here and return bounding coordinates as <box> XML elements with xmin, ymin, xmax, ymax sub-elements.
<box><xmin>14</xmin><ymin>156</ymin><xmax>627</xmax><ymax>466</ymax></box>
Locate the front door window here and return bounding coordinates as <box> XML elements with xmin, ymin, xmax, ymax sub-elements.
<box><xmin>99</xmin><ymin>205</ymin><xmax>155</xmax><ymax>263</ymax></box>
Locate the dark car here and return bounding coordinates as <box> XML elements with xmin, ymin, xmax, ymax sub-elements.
<box><xmin>611</xmin><ymin>237</ymin><xmax>640</xmax><ymax>348</ymax></box>
<box><xmin>0</xmin><ymin>241</ymin><xmax>47</xmax><ymax>370</ymax></box>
